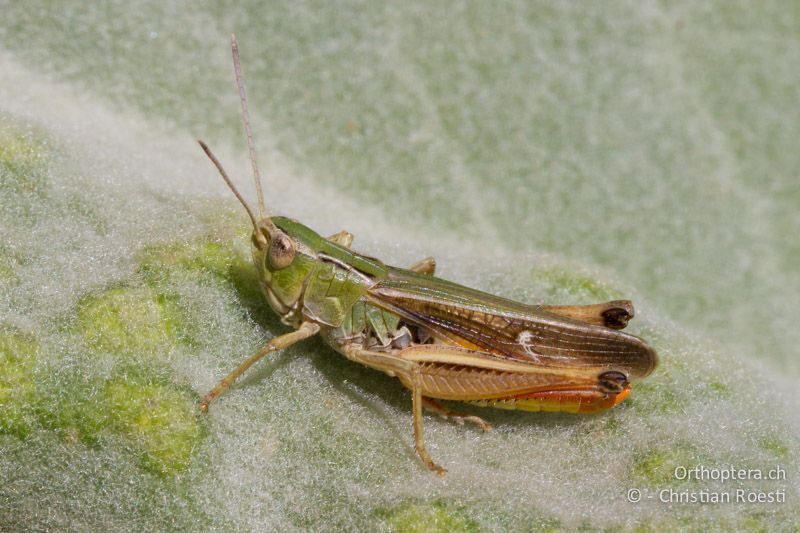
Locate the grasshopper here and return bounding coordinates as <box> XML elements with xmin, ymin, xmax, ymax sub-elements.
<box><xmin>198</xmin><ymin>35</ymin><xmax>658</xmax><ymax>475</ymax></box>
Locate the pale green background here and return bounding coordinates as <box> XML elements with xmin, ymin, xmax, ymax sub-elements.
<box><xmin>1</xmin><ymin>2</ymin><xmax>798</xmax><ymax>531</ymax></box>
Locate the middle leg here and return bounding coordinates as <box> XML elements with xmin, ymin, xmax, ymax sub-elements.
<box><xmin>408</xmin><ymin>256</ymin><xmax>436</xmax><ymax>275</ymax></box>
<box><xmin>327</xmin><ymin>230</ymin><xmax>354</xmax><ymax>248</ymax></box>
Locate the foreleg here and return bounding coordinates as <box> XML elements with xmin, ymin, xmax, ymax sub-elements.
<box><xmin>200</xmin><ymin>322</ymin><xmax>320</xmax><ymax>411</ymax></box>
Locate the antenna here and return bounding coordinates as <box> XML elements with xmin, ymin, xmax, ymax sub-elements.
<box><xmin>198</xmin><ymin>35</ymin><xmax>282</xmax><ymax>246</ymax></box>
<box><xmin>231</xmin><ymin>35</ymin><xmax>268</xmax><ymax>212</ymax></box>
<box><xmin>198</xmin><ymin>140</ymin><xmax>260</xmax><ymax>233</ymax></box>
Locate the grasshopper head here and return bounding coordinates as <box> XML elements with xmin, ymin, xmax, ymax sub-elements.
<box><xmin>249</xmin><ymin>217</ymin><xmax>304</xmax><ymax>321</ymax></box>
<box><xmin>197</xmin><ymin>138</ymin><xmax>310</xmax><ymax>321</ymax></box>
<box><xmin>250</xmin><ymin>216</ymin><xmax>327</xmax><ymax>323</ymax></box>
<box><xmin>200</xmin><ymin>35</ymin><xmax>317</xmax><ymax>322</ymax></box>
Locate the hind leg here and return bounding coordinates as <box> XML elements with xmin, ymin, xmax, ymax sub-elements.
<box><xmin>422</xmin><ymin>398</ymin><xmax>492</xmax><ymax>432</ymax></box>
<box><xmin>343</xmin><ymin>345</ymin><xmax>447</xmax><ymax>475</ymax></box>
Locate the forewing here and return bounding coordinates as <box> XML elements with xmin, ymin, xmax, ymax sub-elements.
<box><xmin>368</xmin><ymin>268</ymin><xmax>657</xmax><ymax>379</ymax></box>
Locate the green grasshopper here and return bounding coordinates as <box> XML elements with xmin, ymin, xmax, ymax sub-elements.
<box><xmin>198</xmin><ymin>35</ymin><xmax>658</xmax><ymax>475</ymax></box>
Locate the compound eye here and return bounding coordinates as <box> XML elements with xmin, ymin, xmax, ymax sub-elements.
<box><xmin>268</xmin><ymin>233</ymin><xmax>295</xmax><ymax>270</ymax></box>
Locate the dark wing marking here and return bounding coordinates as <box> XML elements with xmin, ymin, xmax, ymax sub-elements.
<box><xmin>368</xmin><ymin>267</ymin><xmax>657</xmax><ymax>379</ymax></box>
